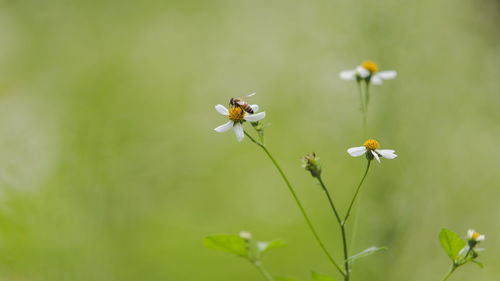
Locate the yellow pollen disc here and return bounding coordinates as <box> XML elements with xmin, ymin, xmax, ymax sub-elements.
<box><xmin>364</xmin><ymin>139</ymin><xmax>380</xmax><ymax>150</ymax></box>
<box><xmin>362</xmin><ymin>61</ymin><xmax>378</xmax><ymax>73</ymax></box>
<box><xmin>228</xmin><ymin>106</ymin><xmax>245</xmax><ymax>122</ymax></box>
<box><xmin>472</xmin><ymin>232</ymin><xmax>480</xmax><ymax>240</ymax></box>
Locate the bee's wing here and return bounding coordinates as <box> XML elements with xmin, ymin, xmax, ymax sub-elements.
<box><xmin>245</xmin><ymin>92</ymin><xmax>256</xmax><ymax>98</ymax></box>
<box><xmin>235</xmin><ymin>100</ymin><xmax>246</xmax><ymax>106</ymax></box>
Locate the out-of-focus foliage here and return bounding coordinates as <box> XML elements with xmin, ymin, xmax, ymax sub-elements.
<box><xmin>0</xmin><ymin>0</ymin><xmax>498</xmax><ymax>280</ymax></box>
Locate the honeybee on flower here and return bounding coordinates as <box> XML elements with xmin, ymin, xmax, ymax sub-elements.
<box><xmin>213</xmin><ymin>93</ymin><xmax>266</xmax><ymax>142</ymax></box>
<box><xmin>340</xmin><ymin>61</ymin><xmax>397</xmax><ymax>85</ymax></box>
<box><xmin>347</xmin><ymin>139</ymin><xmax>397</xmax><ymax>163</ymax></box>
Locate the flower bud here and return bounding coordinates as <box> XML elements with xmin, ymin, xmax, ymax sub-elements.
<box><xmin>239</xmin><ymin>231</ymin><xmax>252</xmax><ymax>240</ymax></box>
<box><xmin>302</xmin><ymin>153</ymin><xmax>322</xmax><ymax>178</ymax></box>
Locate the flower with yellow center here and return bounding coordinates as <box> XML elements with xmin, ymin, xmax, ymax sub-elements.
<box><xmin>214</xmin><ymin>99</ymin><xmax>266</xmax><ymax>142</ymax></box>
<box><xmin>228</xmin><ymin>106</ymin><xmax>245</xmax><ymax>122</ymax></box>
<box><xmin>361</xmin><ymin>61</ymin><xmax>378</xmax><ymax>73</ymax></box>
<box><xmin>339</xmin><ymin>61</ymin><xmax>397</xmax><ymax>85</ymax></box>
<box><xmin>347</xmin><ymin>138</ymin><xmax>397</xmax><ymax>163</ymax></box>
<box><xmin>467</xmin><ymin>229</ymin><xmax>485</xmax><ymax>242</ymax></box>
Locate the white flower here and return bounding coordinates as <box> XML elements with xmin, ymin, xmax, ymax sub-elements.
<box><xmin>340</xmin><ymin>61</ymin><xmax>397</xmax><ymax>85</ymax></box>
<box><xmin>467</xmin><ymin>229</ymin><xmax>485</xmax><ymax>242</ymax></box>
<box><xmin>347</xmin><ymin>138</ymin><xmax>397</xmax><ymax>163</ymax></box>
<box><xmin>214</xmin><ymin>103</ymin><xmax>266</xmax><ymax>142</ymax></box>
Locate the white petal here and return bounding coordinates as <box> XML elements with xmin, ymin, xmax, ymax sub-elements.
<box><xmin>250</xmin><ymin>104</ymin><xmax>259</xmax><ymax>112</ymax></box>
<box><xmin>339</xmin><ymin>70</ymin><xmax>356</xmax><ymax>80</ymax></box>
<box><xmin>215</xmin><ymin>104</ymin><xmax>229</xmax><ymax>115</ymax></box>
<box><xmin>356</xmin><ymin>66</ymin><xmax>370</xmax><ymax>78</ymax></box>
<box><xmin>233</xmin><ymin>123</ymin><xmax>244</xmax><ymax>142</ymax></box>
<box><xmin>347</xmin><ymin>146</ymin><xmax>367</xmax><ymax>157</ymax></box>
<box><xmin>214</xmin><ymin>121</ymin><xmax>233</xmax><ymax>133</ymax></box>
<box><xmin>244</xmin><ymin>111</ymin><xmax>265</xmax><ymax>122</ymax></box>
<box><xmin>376</xmin><ymin>149</ymin><xmax>397</xmax><ymax>159</ymax></box>
<box><xmin>467</xmin><ymin>229</ymin><xmax>475</xmax><ymax>239</ymax></box>
<box><xmin>477</xmin><ymin>235</ymin><xmax>485</xmax><ymax>241</ymax></box>
<box><xmin>377</xmin><ymin>70</ymin><xmax>397</xmax><ymax>80</ymax></box>
<box><xmin>371</xmin><ymin>150</ymin><xmax>380</xmax><ymax>163</ymax></box>
<box><xmin>371</xmin><ymin>74</ymin><xmax>383</xmax><ymax>85</ymax></box>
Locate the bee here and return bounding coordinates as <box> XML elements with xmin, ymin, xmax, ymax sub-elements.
<box><xmin>229</xmin><ymin>92</ymin><xmax>256</xmax><ymax>114</ymax></box>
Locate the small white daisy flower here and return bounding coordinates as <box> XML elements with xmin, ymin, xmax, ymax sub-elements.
<box><xmin>467</xmin><ymin>229</ymin><xmax>485</xmax><ymax>242</ymax></box>
<box><xmin>213</xmin><ymin>103</ymin><xmax>266</xmax><ymax>142</ymax></box>
<box><xmin>340</xmin><ymin>61</ymin><xmax>397</xmax><ymax>85</ymax></box>
<box><xmin>347</xmin><ymin>138</ymin><xmax>397</xmax><ymax>163</ymax></box>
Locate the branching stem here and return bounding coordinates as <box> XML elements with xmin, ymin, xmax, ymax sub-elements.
<box><xmin>317</xmin><ymin>177</ymin><xmax>350</xmax><ymax>281</ymax></box>
<box><xmin>344</xmin><ymin>160</ymin><xmax>371</xmax><ymax>223</ymax></box>
<box><xmin>244</xmin><ymin>130</ymin><xmax>345</xmax><ymax>277</ymax></box>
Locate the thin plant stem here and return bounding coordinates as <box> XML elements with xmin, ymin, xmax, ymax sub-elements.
<box><xmin>463</xmin><ymin>247</ymin><xmax>472</xmax><ymax>260</ymax></box>
<box><xmin>317</xmin><ymin>177</ymin><xmax>342</xmax><ymax>225</ymax></box>
<box><xmin>364</xmin><ymin>80</ymin><xmax>371</xmax><ymax>110</ymax></box>
<box><xmin>441</xmin><ymin>265</ymin><xmax>457</xmax><ymax>281</ymax></box>
<box><xmin>244</xmin><ymin>130</ymin><xmax>345</xmax><ymax>276</ymax></box>
<box><xmin>344</xmin><ymin>160</ymin><xmax>371</xmax><ymax>223</ymax></box>
<box><xmin>317</xmin><ymin>176</ymin><xmax>350</xmax><ymax>281</ymax></box>
<box><xmin>254</xmin><ymin>261</ymin><xmax>275</xmax><ymax>281</ymax></box>
<box><xmin>357</xmin><ymin>80</ymin><xmax>367</xmax><ymax>138</ymax></box>
<box><xmin>364</xmin><ymin>81</ymin><xmax>371</xmax><ymax>137</ymax></box>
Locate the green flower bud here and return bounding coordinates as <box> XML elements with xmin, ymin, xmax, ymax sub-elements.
<box><xmin>302</xmin><ymin>153</ymin><xmax>322</xmax><ymax>178</ymax></box>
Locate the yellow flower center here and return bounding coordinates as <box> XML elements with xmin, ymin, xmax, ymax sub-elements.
<box><xmin>362</xmin><ymin>61</ymin><xmax>378</xmax><ymax>73</ymax></box>
<box><xmin>228</xmin><ymin>106</ymin><xmax>245</xmax><ymax>122</ymax></box>
<box><xmin>472</xmin><ymin>232</ymin><xmax>481</xmax><ymax>240</ymax></box>
<box><xmin>364</xmin><ymin>139</ymin><xmax>380</xmax><ymax>151</ymax></box>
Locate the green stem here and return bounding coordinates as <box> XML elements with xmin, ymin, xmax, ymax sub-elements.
<box><xmin>463</xmin><ymin>247</ymin><xmax>472</xmax><ymax>261</ymax></box>
<box><xmin>317</xmin><ymin>177</ymin><xmax>342</xmax><ymax>225</ymax></box>
<box><xmin>244</xmin><ymin>130</ymin><xmax>345</xmax><ymax>276</ymax></box>
<box><xmin>254</xmin><ymin>261</ymin><xmax>275</xmax><ymax>281</ymax></box>
<box><xmin>441</xmin><ymin>264</ymin><xmax>457</xmax><ymax>281</ymax></box>
<box><xmin>365</xmin><ymin>80</ymin><xmax>371</xmax><ymax>109</ymax></box>
<box><xmin>357</xmin><ymin>80</ymin><xmax>367</xmax><ymax>138</ymax></box>
<box><xmin>344</xmin><ymin>160</ymin><xmax>371</xmax><ymax>223</ymax></box>
<box><xmin>317</xmin><ymin>177</ymin><xmax>350</xmax><ymax>281</ymax></box>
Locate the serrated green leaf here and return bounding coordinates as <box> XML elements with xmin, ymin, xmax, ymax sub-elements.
<box><xmin>311</xmin><ymin>271</ymin><xmax>337</xmax><ymax>281</ymax></box>
<box><xmin>203</xmin><ymin>234</ymin><xmax>248</xmax><ymax>259</ymax></box>
<box><xmin>257</xmin><ymin>240</ymin><xmax>286</xmax><ymax>255</ymax></box>
<box><xmin>347</xmin><ymin>246</ymin><xmax>387</xmax><ymax>264</ymax></box>
<box><xmin>472</xmin><ymin>260</ymin><xmax>484</xmax><ymax>268</ymax></box>
<box><xmin>439</xmin><ymin>228</ymin><xmax>466</xmax><ymax>261</ymax></box>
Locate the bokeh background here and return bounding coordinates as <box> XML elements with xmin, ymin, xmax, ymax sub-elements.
<box><xmin>0</xmin><ymin>0</ymin><xmax>498</xmax><ymax>280</ymax></box>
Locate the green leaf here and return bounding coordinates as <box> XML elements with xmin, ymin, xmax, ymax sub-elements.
<box><xmin>257</xmin><ymin>240</ymin><xmax>286</xmax><ymax>255</ymax></box>
<box><xmin>347</xmin><ymin>246</ymin><xmax>387</xmax><ymax>264</ymax></box>
<box><xmin>203</xmin><ymin>234</ymin><xmax>248</xmax><ymax>259</ymax></box>
<box><xmin>276</xmin><ymin>277</ymin><xmax>298</xmax><ymax>281</ymax></box>
<box><xmin>472</xmin><ymin>260</ymin><xmax>484</xmax><ymax>268</ymax></box>
<box><xmin>311</xmin><ymin>271</ymin><xmax>337</xmax><ymax>281</ymax></box>
<box><xmin>439</xmin><ymin>228</ymin><xmax>466</xmax><ymax>261</ymax></box>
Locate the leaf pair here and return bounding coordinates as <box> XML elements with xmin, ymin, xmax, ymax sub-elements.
<box><xmin>203</xmin><ymin>233</ymin><xmax>286</xmax><ymax>261</ymax></box>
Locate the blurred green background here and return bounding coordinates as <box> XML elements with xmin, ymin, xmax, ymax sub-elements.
<box><xmin>0</xmin><ymin>0</ymin><xmax>498</xmax><ymax>280</ymax></box>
